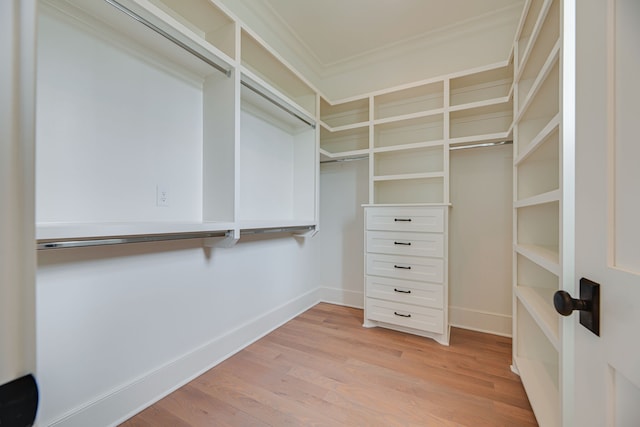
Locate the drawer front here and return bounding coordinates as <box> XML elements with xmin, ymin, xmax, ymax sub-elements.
<box><xmin>366</xmin><ymin>207</ymin><xmax>444</xmax><ymax>232</ymax></box>
<box><xmin>366</xmin><ymin>253</ymin><xmax>444</xmax><ymax>283</ymax></box>
<box><xmin>366</xmin><ymin>276</ymin><xmax>443</xmax><ymax>309</ymax></box>
<box><xmin>366</xmin><ymin>231</ymin><xmax>444</xmax><ymax>258</ymax></box>
<box><xmin>366</xmin><ymin>298</ymin><xmax>444</xmax><ymax>334</ymax></box>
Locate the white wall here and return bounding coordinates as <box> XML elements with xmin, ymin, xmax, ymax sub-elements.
<box><xmin>315</xmin><ymin>160</ymin><xmax>369</xmax><ymax>307</ymax></box>
<box><xmin>449</xmin><ymin>144</ymin><xmax>513</xmax><ymax>336</ymax></box>
<box><xmin>36</xmin><ymin>236</ymin><xmax>321</xmax><ymax>426</ymax></box>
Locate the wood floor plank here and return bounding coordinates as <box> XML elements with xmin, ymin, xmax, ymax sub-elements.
<box><xmin>120</xmin><ymin>303</ymin><xmax>537</xmax><ymax>426</ymax></box>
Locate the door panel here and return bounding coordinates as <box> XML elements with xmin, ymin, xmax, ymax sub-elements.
<box><xmin>574</xmin><ymin>0</ymin><xmax>640</xmax><ymax>424</ymax></box>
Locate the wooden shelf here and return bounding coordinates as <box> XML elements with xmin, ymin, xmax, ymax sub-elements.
<box><xmin>47</xmin><ymin>0</ymin><xmax>233</xmax><ymax>80</ymax></box>
<box><xmin>374</xmin><ymin>145</ymin><xmax>443</xmax><ymax>177</ymax></box>
<box><xmin>374</xmin><ymin>114</ymin><xmax>444</xmax><ymax>149</ymax></box>
<box><xmin>144</xmin><ymin>0</ymin><xmax>236</xmax><ymax>60</ymax></box>
<box><xmin>320</xmin><ymin>97</ymin><xmax>369</xmax><ymax>128</ymax></box>
<box><xmin>516</xmin><ymin>0</ymin><xmax>555</xmax><ymax>82</ymax></box>
<box><xmin>320</xmin><ymin>126</ymin><xmax>368</xmax><ymax>155</ymax></box>
<box><xmin>241</xmin><ymin>29</ymin><xmax>316</xmax><ymax>115</ymax></box>
<box><xmin>450</xmin><ymin>63</ymin><xmax>513</xmax><ymax>107</ymax></box>
<box><xmin>515</xmin><ymin>113</ymin><xmax>560</xmax><ymax>164</ymax></box>
<box><xmin>374</xmin><ymin>81</ymin><xmax>443</xmax><ymax>120</ymax></box>
<box><xmin>515</xmin><ymin>189</ymin><xmax>560</xmax><ymax>208</ymax></box>
<box><xmin>516</xmin><ymin>286</ymin><xmax>559</xmax><ymax>349</ymax></box>
<box><xmin>450</xmin><ymin>102</ymin><xmax>513</xmax><ymax>139</ymax></box>
<box><xmin>516</xmin><ymin>243</ymin><xmax>560</xmax><ymax>278</ymax></box>
<box><xmin>36</xmin><ymin>221</ymin><xmax>235</xmax><ymax>241</ymax></box>
<box><xmin>373</xmin><ymin>172</ymin><xmax>445</xmax><ymax>182</ymax></box>
<box><xmin>517</xmin><ymin>43</ymin><xmax>560</xmax><ymax>122</ymax></box>
<box><xmin>319</xmin><ymin>148</ymin><xmax>369</xmax><ymax>162</ymax></box>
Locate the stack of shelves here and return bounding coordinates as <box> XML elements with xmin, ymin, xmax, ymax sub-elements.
<box><xmin>35</xmin><ymin>0</ymin><xmax>318</xmax><ymax>245</ymax></box>
<box><xmin>319</xmin><ymin>61</ymin><xmax>514</xmax><ymax>207</ymax></box>
<box><xmin>512</xmin><ymin>0</ymin><xmax>562</xmax><ymax>425</ymax></box>
<box><xmin>319</xmin><ymin>97</ymin><xmax>369</xmax><ymax>161</ymax></box>
<box><xmin>239</xmin><ymin>30</ymin><xmax>317</xmax><ymax>228</ymax></box>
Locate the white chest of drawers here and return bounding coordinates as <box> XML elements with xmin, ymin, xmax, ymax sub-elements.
<box><xmin>363</xmin><ymin>205</ymin><xmax>450</xmax><ymax>345</ymax></box>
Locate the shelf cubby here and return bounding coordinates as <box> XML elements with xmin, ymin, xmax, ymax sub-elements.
<box><xmin>374</xmin><ymin>177</ymin><xmax>444</xmax><ymax>205</ymax></box>
<box><xmin>516</xmin><ymin>129</ymin><xmax>559</xmax><ymax>201</ymax></box>
<box><xmin>145</xmin><ymin>0</ymin><xmax>236</xmax><ymax>60</ymax></box>
<box><xmin>321</xmin><ymin>97</ymin><xmax>369</xmax><ymax>129</ymax></box>
<box><xmin>516</xmin><ymin>60</ymin><xmax>559</xmax><ymax>150</ymax></box>
<box><xmin>515</xmin><ymin>299</ymin><xmax>561</xmax><ymax>427</ymax></box>
<box><xmin>241</xmin><ymin>29</ymin><xmax>316</xmax><ymax>115</ymax></box>
<box><xmin>449</xmin><ymin>64</ymin><xmax>513</xmax><ymax>107</ymax></box>
<box><xmin>320</xmin><ymin>126</ymin><xmax>369</xmax><ymax>156</ymax></box>
<box><xmin>516</xmin><ymin>253</ymin><xmax>560</xmax><ymax>346</ymax></box>
<box><xmin>374</xmin><ymin>114</ymin><xmax>443</xmax><ymax>148</ymax></box>
<box><xmin>239</xmin><ymin>81</ymin><xmax>316</xmax><ymax>222</ymax></box>
<box><xmin>517</xmin><ymin>201</ymin><xmax>559</xmax><ymax>262</ymax></box>
<box><xmin>374</xmin><ymin>146</ymin><xmax>443</xmax><ymax>177</ymax></box>
<box><xmin>516</xmin><ymin>0</ymin><xmax>559</xmax><ymax>106</ymax></box>
<box><xmin>449</xmin><ymin>102</ymin><xmax>513</xmax><ymax>140</ymax></box>
<box><xmin>516</xmin><ymin>0</ymin><xmax>547</xmax><ymax>69</ymax></box>
<box><xmin>36</xmin><ymin>1</ymin><xmax>235</xmax><ymax>230</ymax></box>
<box><xmin>374</xmin><ymin>81</ymin><xmax>444</xmax><ymax>120</ymax></box>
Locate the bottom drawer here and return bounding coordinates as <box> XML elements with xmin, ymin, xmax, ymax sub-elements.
<box><xmin>365</xmin><ymin>298</ymin><xmax>444</xmax><ymax>334</ymax></box>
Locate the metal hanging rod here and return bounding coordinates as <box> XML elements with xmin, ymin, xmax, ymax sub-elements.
<box><xmin>449</xmin><ymin>140</ymin><xmax>513</xmax><ymax>151</ymax></box>
<box><xmin>241</xmin><ymin>81</ymin><xmax>316</xmax><ymax>129</ymax></box>
<box><xmin>240</xmin><ymin>225</ymin><xmax>314</xmax><ymax>236</ymax></box>
<box><xmin>104</xmin><ymin>0</ymin><xmax>232</xmax><ymax>77</ymax></box>
<box><xmin>320</xmin><ymin>155</ymin><xmax>369</xmax><ymax>164</ymax></box>
<box><xmin>37</xmin><ymin>230</ymin><xmax>229</xmax><ymax>250</ymax></box>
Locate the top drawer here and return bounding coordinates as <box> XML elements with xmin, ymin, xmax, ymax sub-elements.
<box><xmin>366</xmin><ymin>207</ymin><xmax>444</xmax><ymax>232</ymax></box>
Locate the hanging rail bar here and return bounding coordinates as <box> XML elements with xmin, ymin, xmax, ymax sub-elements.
<box><xmin>320</xmin><ymin>155</ymin><xmax>369</xmax><ymax>164</ymax></box>
<box><xmin>449</xmin><ymin>140</ymin><xmax>513</xmax><ymax>151</ymax></box>
<box><xmin>241</xmin><ymin>80</ymin><xmax>316</xmax><ymax>129</ymax></box>
<box><xmin>240</xmin><ymin>225</ymin><xmax>314</xmax><ymax>236</ymax></box>
<box><xmin>104</xmin><ymin>0</ymin><xmax>232</xmax><ymax>77</ymax></box>
<box><xmin>37</xmin><ymin>230</ymin><xmax>229</xmax><ymax>250</ymax></box>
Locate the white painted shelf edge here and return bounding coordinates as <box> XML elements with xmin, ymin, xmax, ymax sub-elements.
<box><xmin>515</xmin><ymin>244</ymin><xmax>561</xmax><ymax>277</ymax></box>
<box><xmin>515</xmin><ymin>189</ymin><xmax>561</xmax><ymax>208</ymax></box>
<box><xmin>319</xmin><ymin>120</ymin><xmax>369</xmax><ymax>133</ymax></box>
<box><xmin>514</xmin><ymin>0</ymin><xmax>555</xmax><ymax>83</ymax></box>
<box><xmin>514</xmin><ymin>113</ymin><xmax>561</xmax><ymax>165</ymax></box>
<box><xmin>36</xmin><ymin>221</ymin><xmax>236</xmax><ymax>240</ymax></box>
<box><xmin>373</xmin><ymin>172</ymin><xmax>445</xmax><ymax>182</ymax></box>
<box><xmin>516</xmin><ymin>286</ymin><xmax>560</xmax><ymax>350</ymax></box>
<box><xmin>240</xmin><ymin>68</ymin><xmax>315</xmax><ymax>124</ymax></box>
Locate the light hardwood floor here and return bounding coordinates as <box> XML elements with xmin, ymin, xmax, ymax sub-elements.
<box><xmin>121</xmin><ymin>303</ymin><xmax>537</xmax><ymax>426</ymax></box>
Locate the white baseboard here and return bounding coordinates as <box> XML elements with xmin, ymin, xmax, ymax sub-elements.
<box><xmin>43</xmin><ymin>288</ymin><xmax>322</xmax><ymax>427</ymax></box>
<box><xmin>320</xmin><ymin>287</ymin><xmax>363</xmax><ymax>308</ymax></box>
<box><xmin>448</xmin><ymin>306</ymin><xmax>512</xmax><ymax>337</ymax></box>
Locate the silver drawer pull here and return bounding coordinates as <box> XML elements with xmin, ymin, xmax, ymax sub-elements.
<box><xmin>393</xmin><ymin>288</ymin><xmax>411</xmax><ymax>294</ymax></box>
<box><xmin>394</xmin><ymin>265</ymin><xmax>411</xmax><ymax>270</ymax></box>
<box><xmin>394</xmin><ymin>218</ymin><xmax>412</xmax><ymax>222</ymax></box>
<box><xmin>394</xmin><ymin>241</ymin><xmax>411</xmax><ymax>246</ymax></box>
<box><xmin>394</xmin><ymin>311</ymin><xmax>411</xmax><ymax>318</ymax></box>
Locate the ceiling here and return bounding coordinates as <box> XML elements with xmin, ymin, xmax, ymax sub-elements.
<box><xmin>241</xmin><ymin>0</ymin><xmax>525</xmax><ymax>68</ymax></box>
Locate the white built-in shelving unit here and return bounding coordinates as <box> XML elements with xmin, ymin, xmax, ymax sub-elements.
<box><xmin>317</xmin><ymin>55</ymin><xmax>515</xmax><ymax>344</ymax></box>
<box><xmin>512</xmin><ymin>0</ymin><xmax>563</xmax><ymax>425</ymax></box>
<box><xmin>35</xmin><ymin>0</ymin><xmax>318</xmax><ymax>246</ymax></box>
<box><xmin>320</xmin><ymin>61</ymin><xmax>514</xmax><ymax>206</ymax></box>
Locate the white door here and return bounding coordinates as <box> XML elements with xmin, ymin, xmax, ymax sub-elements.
<box><xmin>573</xmin><ymin>0</ymin><xmax>640</xmax><ymax>425</ymax></box>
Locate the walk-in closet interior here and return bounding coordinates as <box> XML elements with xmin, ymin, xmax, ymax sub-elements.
<box><xmin>27</xmin><ymin>0</ymin><xmax>571</xmax><ymax>425</ymax></box>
